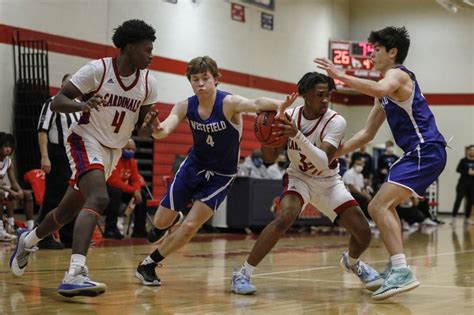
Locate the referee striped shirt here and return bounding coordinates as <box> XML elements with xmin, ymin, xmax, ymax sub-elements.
<box><xmin>37</xmin><ymin>96</ymin><xmax>81</xmax><ymax>147</ymax></box>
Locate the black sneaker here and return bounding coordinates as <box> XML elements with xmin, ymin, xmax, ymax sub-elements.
<box><xmin>147</xmin><ymin>211</ymin><xmax>184</xmax><ymax>243</ymax></box>
<box><xmin>104</xmin><ymin>229</ymin><xmax>124</xmax><ymax>240</ymax></box>
<box><xmin>131</xmin><ymin>230</ymin><xmax>148</xmax><ymax>238</ymax></box>
<box><xmin>135</xmin><ymin>263</ymin><xmax>161</xmax><ymax>286</ymax></box>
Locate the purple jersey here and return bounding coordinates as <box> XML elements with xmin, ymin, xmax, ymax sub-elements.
<box><xmin>378</xmin><ymin>66</ymin><xmax>445</xmax><ymax>152</ymax></box>
<box><xmin>186</xmin><ymin>90</ymin><xmax>242</xmax><ymax>175</ymax></box>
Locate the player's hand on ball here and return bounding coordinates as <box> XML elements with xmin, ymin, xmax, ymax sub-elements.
<box><xmin>276</xmin><ymin>92</ymin><xmax>298</xmax><ymax>119</ymax></box>
<box><xmin>273</xmin><ymin>117</ymin><xmax>298</xmax><ymax>138</ymax></box>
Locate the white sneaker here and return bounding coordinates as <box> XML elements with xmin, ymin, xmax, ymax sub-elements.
<box><xmin>0</xmin><ymin>231</ymin><xmax>17</xmax><ymax>242</ymax></box>
<box><xmin>58</xmin><ymin>266</ymin><xmax>106</xmax><ymax>297</ymax></box>
<box><xmin>422</xmin><ymin>218</ymin><xmax>438</xmax><ymax>226</ymax></box>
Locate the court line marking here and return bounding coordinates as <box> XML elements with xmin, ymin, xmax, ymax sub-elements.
<box><xmin>256</xmin><ymin>276</ymin><xmax>474</xmax><ymax>290</ymax></box>
<box><xmin>220</xmin><ymin>248</ymin><xmax>474</xmax><ymax>280</ymax></box>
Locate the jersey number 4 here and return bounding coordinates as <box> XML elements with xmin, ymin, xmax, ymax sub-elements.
<box><xmin>206</xmin><ymin>135</ymin><xmax>215</xmax><ymax>147</ymax></box>
<box><xmin>112</xmin><ymin>110</ymin><xmax>126</xmax><ymax>133</ymax></box>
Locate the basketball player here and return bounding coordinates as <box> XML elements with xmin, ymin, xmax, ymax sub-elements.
<box><xmin>10</xmin><ymin>19</ymin><xmax>160</xmax><ymax>297</ymax></box>
<box><xmin>231</xmin><ymin>72</ymin><xmax>382</xmax><ymax>295</ymax></box>
<box><xmin>134</xmin><ymin>56</ymin><xmax>297</xmax><ymax>286</ymax></box>
<box><xmin>315</xmin><ymin>26</ymin><xmax>447</xmax><ymax>300</ymax></box>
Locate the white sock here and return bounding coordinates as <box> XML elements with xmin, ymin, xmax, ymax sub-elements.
<box><xmin>24</xmin><ymin>228</ymin><xmax>42</xmax><ymax>248</ymax></box>
<box><xmin>241</xmin><ymin>261</ymin><xmax>255</xmax><ymax>276</ymax></box>
<box><xmin>26</xmin><ymin>220</ymin><xmax>35</xmax><ymax>230</ymax></box>
<box><xmin>347</xmin><ymin>254</ymin><xmax>360</xmax><ymax>267</ymax></box>
<box><xmin>390</xmin><ymin>253</ymin><xmax>407</xmax><ymax>269</ymax></box>
<box><xmin>68</xmin><ymin>254</ymin><xmax>86</xmax><ymax>275</ymax></box>
<box><xmin>7</xmin><ymin>217</ymin><xmax>14</xmax><ymax>227</ymax></box>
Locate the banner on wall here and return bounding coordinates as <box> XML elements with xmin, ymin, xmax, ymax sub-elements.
<box><xmin>261</xmin><ymin>12</ymin><xmax>273</xmax><ymax>30</ymax></box>
<box><xmin>231</xmin><ymin>3</ymin><xmax>246</xmax><ymax>22</ymax></box>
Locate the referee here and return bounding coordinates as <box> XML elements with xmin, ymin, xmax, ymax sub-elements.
<box><xmin>36</xmin><ymin>74</ymin><xmax>81</xmax><ymax>249</ymax></box>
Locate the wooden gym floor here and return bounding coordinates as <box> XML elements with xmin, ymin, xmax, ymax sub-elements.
<box><xmin>1</xmin><ymin>217</ymin><xmax>473</xmax><ymax>314</ymax></box>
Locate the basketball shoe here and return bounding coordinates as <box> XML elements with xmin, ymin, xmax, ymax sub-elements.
<box><xmin>147</xmin><ymin>211</ymin><xmax>184</xmax><ymax>243</ymax></box>
<box><xmin>231</xmin><ymin>269</ymin><xmax>257</xmax><ymax>295</ymax></box>
<box><xmin>57</xmin><ymin>266</ymin><xmax>106</xmax><ymax>297</ymax></box>
<box><xmin>135</xmin><ymin>262</ymin><xmax>161</xmax><ymax>286</ymax></box>
<box><xmin>372</xmin><ymin>266</ymin><xmax>420</xmax><ymax>300</ymax></box>
<box><xmin>340</xmin><ymin>251</ymin><xmax>384</xmax><ymax>291</ymax></box>
<box><xmin>10</xmin><ymin>229</ymin><xmax>37</xmax><ymax>276</ymax></box>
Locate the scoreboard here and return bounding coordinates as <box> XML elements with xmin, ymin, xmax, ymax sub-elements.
<box><xmin>329</xmin><ymin>40</ymin><xmax>381</xmax><ymax>90</ymax></box>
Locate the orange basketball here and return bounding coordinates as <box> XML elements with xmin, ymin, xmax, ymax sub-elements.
<box><xmin>254</xmin><ymin>111</ymin><xmax>288</xmax><ymax>148</ymax></box>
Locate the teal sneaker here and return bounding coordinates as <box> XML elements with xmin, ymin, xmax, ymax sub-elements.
<box><xmin>340</xmin><ymin>251</ymin><xmax>383</xmax><ymax>291</ymax></box>
<box><xmin>372</xmin><ymin>266</ymin><xmax>420</xmax><ymax>300</ymax></box>
<box><xmin>231</xmin><ymin>270</ymin><xmax>256</xmax><ymax>295</ymax></box>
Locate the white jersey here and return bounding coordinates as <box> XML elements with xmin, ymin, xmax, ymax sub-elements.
<box><xmin>70</xmin><ymin>57</ymin><xmax>159</xmax><ymax>148</ymax></box>
<box><xmin>285</xmin><ymin>106</ymin><xmax>346</xmax><ymax>178</ymax></box>
<box><xmin>0</xmin><ymin>156</ymin><xmax>11</xmax><ymax>180</ymax></box>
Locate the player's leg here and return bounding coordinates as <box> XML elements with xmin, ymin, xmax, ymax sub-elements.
<box><xmin>57</xmin><ymin>169</ymin><xmax>112</xmax><ymax>297</ymax></box>
<box><xmin>337</xmin><ymin>205</ymin><xmax>383</xmax><ymax>291</ymax></box>
<box><xmin>147</xmin><ymin>205</ymin><xmax>183</xmax><ymax>243</ymax></box>
<box><xmin>231</xmin><ymin>193</ymin><xmax>303</xmax><ymax>295</ymax></box>
<box><xmin>369</xmin><ymin>182</ymin><xmax>420</xmax><ymax>300</ymax></box>
<box><xmin>136</xmin><ymin>201</ymin><xmax>213</xmax><ymax>286</ymax></box>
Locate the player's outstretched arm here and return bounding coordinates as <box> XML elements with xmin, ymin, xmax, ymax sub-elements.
<box><xmin>336</xmin><ymin>101</ymin><xmax>386</xmax><ymax>158</ymax></box>
<box><xmin>151</xmin><ymin>100</ymin><xmax>187</xmax><ymax>140</ymax></box>
<box><xmin>51</xmin><ymin>82</ymin><xmax>100</xmax><ymax>113</ymax></box>
<box><xmin>227</xmin><ymin>93</ymin><xmax>298</xmax><ymax>115</ymax></box>
<box><xmin>314</xmin><ymin>58</ymin><xmax>402</xmax><ymax>98</ymax></box>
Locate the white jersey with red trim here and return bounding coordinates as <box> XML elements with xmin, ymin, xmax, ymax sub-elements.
<box><xmin>285</xmin><ymin>106</ymin><xmax>346</xmax><ymax>178</ymax></box>
<box><xmin>70</xmin><ymin>57</ymin><xmax>159</xmax><ymax>148</ymax></box>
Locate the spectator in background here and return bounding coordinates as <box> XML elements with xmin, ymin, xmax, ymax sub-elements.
<box><xmin>36</xmin><ymin>73</ymin><xmax>81</xmax><ymax>249</ymax></box>
<box><xmin>342</xmin><ymin>158</ymin><xmax>372</xmax><ymax>220</ymax></box>
<box><xmin>267</xmin><ymin>152</ymin><xmax>288</xmax><ymax>179</ymax></box>
<box><xmin>338</xmin><ymin>154</ymin><xmax>350</xmax><ymax>176</ymax></box>
<box><xmin>350</xmin><ymin>145</ymin><xmax>373</xmax><ymax>180</ymax></box>
<box><xmin>451</xmin><ymin>145</ymin><xmax>474</xmax><ymax>225</ymax></box>
<box><xmin>237</xmin><ymin>155</ymin><xmax>250</xmax><ymax>177</ymax></box>
<box><xmin>104</xmin><ymin>138</ymin><xmax>148</xmax><ymax>239</ymax></box>
<box><xmin>243</xmin><ymin>149</ymin><xmax>271</xmax><ymax>179</ymax></box>
<box><xmin>376</xmin><ymin>140</ymin><xmax>399</xmax><ymax>188</ymax></box>
<box><xmin>0</xmin><ymin>133</ymin><xmax>35</xmax><ymax>235</ymax></box>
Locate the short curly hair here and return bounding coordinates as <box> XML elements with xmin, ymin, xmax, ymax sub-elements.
<box><xmin>0</xmin><ymin>132</ymin><xmax>16</xmax><ymax>151</ymax></box>
<box><xmin>112</xmin><ymin>19</ymin><xmax>156</xmax><ymax>49</ymax></box>
<box><xmin>297</xmin><ymin>72</ymin><xmax>336</xmax><ymax>95</ymax></box>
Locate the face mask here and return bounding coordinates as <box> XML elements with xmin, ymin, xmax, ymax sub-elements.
<box><xmin>122</xmin><ymin>150</ymin><xmax>135</xmax><ymax>160</ymax></box>
<box><xmin>277</xmin><ymin>161</ymin><xmax>286</xmax><ymax>168</ymax></box>
<box><xmin>252</xmin><ymin>157</ymin><xmax>263</xmax><ymax>168</ymax></box>
<box><xmin>354</xmin><ymin>165</ymin><xmax>363</xmax><ymax>173</ymax></box>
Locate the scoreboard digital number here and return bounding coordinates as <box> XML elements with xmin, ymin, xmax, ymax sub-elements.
<box><xmin>329</xmin><ymin>40</ymin><xmax>381</xmax><ymax>89</ymax></box>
